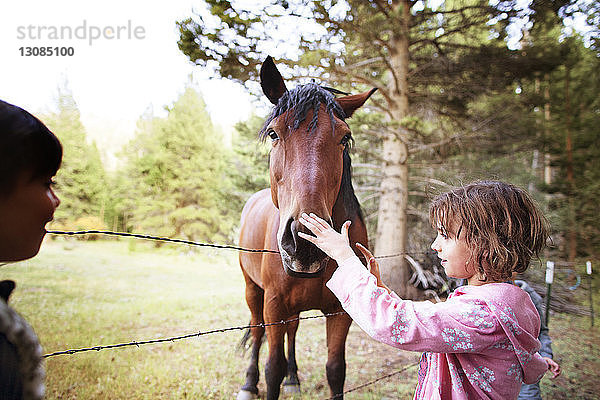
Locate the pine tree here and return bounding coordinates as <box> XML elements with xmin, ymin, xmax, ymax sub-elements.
<box><xmin>229</xmin><ymin>115</ymin><xmax>270</xmax><ymax>208</ymax></box>
<box><xmin>44</xmin><ymin>85</ymin><xmax>108</xmax><ymax>232</ymax></box>
<box><xmin>122</xmin><ymin>87</ymin><xmax>236</xmax><ymax>242</ymax></box>
<box><xmin>537</xmin><ymin>36</ymin><xmax>600</xmax><ymax>260</ymax></box>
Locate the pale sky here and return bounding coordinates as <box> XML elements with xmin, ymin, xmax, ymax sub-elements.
<box><xmin>1</xmin><ymin>1</ymin><xmax>592</xmax><ymax>169</ymax></box>
<box><xmin>0</xmin><ymin>0</ymin><xmax>258</xmax><ymax>168</ymax></box>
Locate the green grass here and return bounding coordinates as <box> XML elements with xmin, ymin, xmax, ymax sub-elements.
<box><xmin>539</xmin><ymin>296</ymin><xmax>600</xmax><ymax>399</ymax></box>
<box><xmin>2</xmin><ymin>239</ymin><xmax>599</xmax><ymax>399</ymax></box>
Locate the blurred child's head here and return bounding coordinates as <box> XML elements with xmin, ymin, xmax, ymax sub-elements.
<box><xmin>429</xmin><ymin>181</ymin><xmax>549</xmax><ymax>283</ymax></box>
<box><xmin>0</xmin><ymin>100</ymin><xmax>62</xmax><ymax>197</ymax></box>
<box><xmin>0</xmin><ymin>100</ymin><xmax>62</xmax><ymax>262</ymax></box>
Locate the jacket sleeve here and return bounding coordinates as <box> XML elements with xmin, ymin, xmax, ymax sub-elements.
<box><xmin>530</xmin><ymin>290</ymin><xmax>553</xmax><ymax>358</ymax></box>
<box><xmin>516</xmin><ymin>280</ymin><xmax>553</xmax><ymax>359</ymax></box>
<box><xmin>327</xmin><ymin>255</ymin><xmax>502</xmax><ymax>353</ymax></box>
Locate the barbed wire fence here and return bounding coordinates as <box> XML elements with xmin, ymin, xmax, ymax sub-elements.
<box><xmin>325</xmin><ymin>362</ymin><xmax>420</xmax><ymax>400</ymax></box>
<box><xmin>39</xmin><ymin>229</ymin><xmax>598</xmax><ymax>397</ymax></box>
<box><xmin>43</xmin><ymin>312</ymin><xmax>346</xmax><ymax>358</ymax></box>
<box><xmin>43</xmin><ymin>229</ymin><xmax>424</xmax><ymax>397</ymax></box>
<box><xmin>47</xmin><ymin>229</ymin><xmax>431</xmax><ymax>259</ymax></box>
<box><xmin>47</xmin><ymin>229</ymin><xmax>451</xmax><ymax>300</ymax></box>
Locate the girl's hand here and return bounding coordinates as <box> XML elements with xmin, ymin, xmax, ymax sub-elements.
<box><xmin>297</xmin><ymin>213</ymin><xmax>355</xmax><ymax>263</ymax></box>
<box><xmin>543</xmin><ymin>357</ymin><xmax>561</xmax><ymax>379</ymax></box>
<box><xmin>355</xmin><ymin>243</ymin><xmax>390</xmax><ymax>293</ymax></box>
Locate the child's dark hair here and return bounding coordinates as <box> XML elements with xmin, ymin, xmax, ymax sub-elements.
<box><xmin>0</xmin><ymin>100</ymin><xmax>62</xmax><ymax>196</ymax></box>
<box><xmin>429</xmin><ymin>181</ymin><xmax>549</xmax><ymax>282</ymax></box>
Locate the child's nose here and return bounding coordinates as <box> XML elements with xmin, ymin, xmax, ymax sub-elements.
<box><xmin>50</xmin><ymin>190</ymin><xmax>60</xmax><ymax>208</ymax></box>
<box><xmin>431</xmin><ymin>237</ymin><xmax>440</xmax><ymax>252</ymax></box>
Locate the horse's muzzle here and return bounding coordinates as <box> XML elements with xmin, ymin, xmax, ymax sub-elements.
<box><xmin>281</xmin><ymin>255</ymin><xmax>329</xmax><ymax>278</ymax></box>
<box><xmin>279</xmin><ymin>217</ymin><xmax>329</xmax><ymax>277</ymax></box>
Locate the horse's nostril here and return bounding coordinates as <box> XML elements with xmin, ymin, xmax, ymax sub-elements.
<box><xmin>281</xmin><ymin>217</ymin><xmax>297</xmax><ymax>257</ymax></box>
<box><xmin>290</xmin><ymin>219</ymin><xmax>301</xmax><ymax>250</ymax></box>
<box><xmin>280</xmin><ymin>216</ymin><xmax>328</xmax><ymax>266</ymax></box>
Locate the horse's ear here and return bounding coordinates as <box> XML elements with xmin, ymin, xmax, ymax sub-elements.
<box><xmin>337</xmin><ymin>88</ymin><xmax>378</xmax><ymax>118</ymax></box>
<box><xmin>260</xmin><ymin>56</ymin><xmax>287</xmax><ymax>105</ymax></box>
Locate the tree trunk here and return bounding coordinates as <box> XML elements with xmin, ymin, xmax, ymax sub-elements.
<box><xmin>543</xmin><ymin>74</ymin><xmax>553</xmax><ymax>185</ymax></box>
<box><xmin>374</xmin><ymin>0</ymin><xmax>414</xmax><ymax>298</ymax></box>
<box><xmin>564</xmin><ymin>66</ymin><xmax>577</xmax><ymax>262</ymax></box>
<box><xmin>529</xmin><ymin>76</ymin><xmax>542</xmax><ymax>193</ymax></box>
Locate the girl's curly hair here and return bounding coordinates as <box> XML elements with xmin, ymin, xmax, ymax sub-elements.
<box><xmin>429</xmin><ymin>181</ymin><xmax>549</xmax><ymax>283</ymax></box>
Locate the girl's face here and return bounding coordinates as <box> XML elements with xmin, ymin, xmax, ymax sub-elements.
<box><xmin>430</xmin><ymin>224</ymin><xmax>483</xmax><ymax>286</ymax></box>
<box><xmin>0</xmin><ymin>171</ymin><xmax>60</xmax><ymax>262</ymax></box>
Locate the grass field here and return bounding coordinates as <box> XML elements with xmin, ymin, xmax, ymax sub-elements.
<box><xmin>2</xmin><ymin>239</ymin><xmax>599</xmax><ymax>399</ymax></box>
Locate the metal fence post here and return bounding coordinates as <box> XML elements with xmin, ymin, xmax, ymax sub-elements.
<box><xmin>588</xmin><ymin>261</ymin><xmax>594</xmax><ymax>327</ymax></box>
<box><xmin>545</xmin><ymin>261</ymin><xmax>554</xmax><ymax>327</ymax></box>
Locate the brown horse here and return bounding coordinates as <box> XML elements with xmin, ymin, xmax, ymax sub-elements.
<box><xmin>237</xmin><ymin>56</ymin><xmax>376</xmax><ymax>400</ymax></box>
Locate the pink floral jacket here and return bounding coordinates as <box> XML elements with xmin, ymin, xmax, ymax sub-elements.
<box><xmin>326</xmin><ymin>256</ymin><xmax>548</xmax><ymax>399</ymax></box>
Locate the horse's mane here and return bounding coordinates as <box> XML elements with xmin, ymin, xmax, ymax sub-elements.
<box><xmin>340</xmin><ymin>148</ymin><xmax>364</xmax><ymax>224</ymax></box>
<box><xmin>259</xmin><ymin>83</ymin><xmax>345</xmax><ymax>140</ymax></box>
<box><xmin>259</xmin><ymin>83</ymin><xmax>364</xmax><ymax>224</ymax></box>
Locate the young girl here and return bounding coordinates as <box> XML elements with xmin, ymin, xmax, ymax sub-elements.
<box><xmin>0</xmin><ymin>99</ymin><xmax>62</xmax><ymax>400</ymax></box>
<box><xmin>298</xmin><ymin>181</ymin><xmax>553</xmax><ymax>399</ymax></box>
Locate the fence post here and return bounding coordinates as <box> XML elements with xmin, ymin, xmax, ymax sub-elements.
<box><xmin>545</xmin><ymin>261</ymin><xmax>554</xmax><ymax>327</ymax></box>
<box><xmin>588</xmin><ymin>261</ymin><xmax>594</xmax><ymax>327</ymax></box>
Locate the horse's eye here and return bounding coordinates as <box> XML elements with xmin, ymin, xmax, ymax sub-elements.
<box><xmin>267</xmin><ymin>129</ymin><xmax>279</xmax><ymax>141</ymax></box>
<box><xmin>340</xmin><ymin>134</ymin><xmax>352</xmax><ymax>147</ymax></box>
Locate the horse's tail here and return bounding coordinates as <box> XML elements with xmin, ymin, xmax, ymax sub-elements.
<box><xmin>238</xmin><ymin>321</ymin><xmax>253</xmax><ymax>355</ymax></box>
<box><xmin>238</xmin><ymin>320</ymin><xmax>266</xmax><ymax>356</ymax></box>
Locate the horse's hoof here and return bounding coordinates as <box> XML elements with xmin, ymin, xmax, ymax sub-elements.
<box><xmin>236</xmin><ymin>390</ymin><xmax>258</xmax><ymax>400</ymax></box>
<box><xmin>283</xmin><ymin>384</ymin><xmax>301</xmax><ymax>394</ymax></box>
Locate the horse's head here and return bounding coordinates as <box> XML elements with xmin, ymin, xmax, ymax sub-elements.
<box><xmin>260</xmin><ymin>56</ymin><xmax>376</xmax><ymax>277</ymax></box>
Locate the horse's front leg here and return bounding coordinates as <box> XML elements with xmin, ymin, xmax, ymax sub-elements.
<box><xmin>283</xmin><ymin>315</ymin><xmax>301</xmax><ymax>394</ymax></box>
<box><xmin>325</xmin><ymin>311</ymin><xmax>352</xmax><ymax>399</ymax></box>
<box><xmin>237</xmin><ymin>276</ymin><xmax>265</xmax><ymax>400</ymax></box>
<box><xmin>264</xmin><ymin>304</ymin><xmax>288</xmax><ymax>400</ymax></box>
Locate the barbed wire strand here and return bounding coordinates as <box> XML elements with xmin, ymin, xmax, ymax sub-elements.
<box><xmin>43</xmin><ymin>311</ymin><xmax>346</xmax><ymax>358</ymax></box>
<box><xmin>325</xmin><ymin>361</ymin><xmax>420</xmax><ymax>400</ymax></box>
<box><xmin>47</xmin><ymin>230</ymin><xmax>430</xmax><ymax>259</ymax></box>
<box><xmin>47</xmin><ymin>230</ymin><xmax>279</xmax><ymax>254</ymax></box>
<box><xmin>44</xmin><ymin>306</ymin><xmax>417</xmax><ymax>396</ymax></box>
